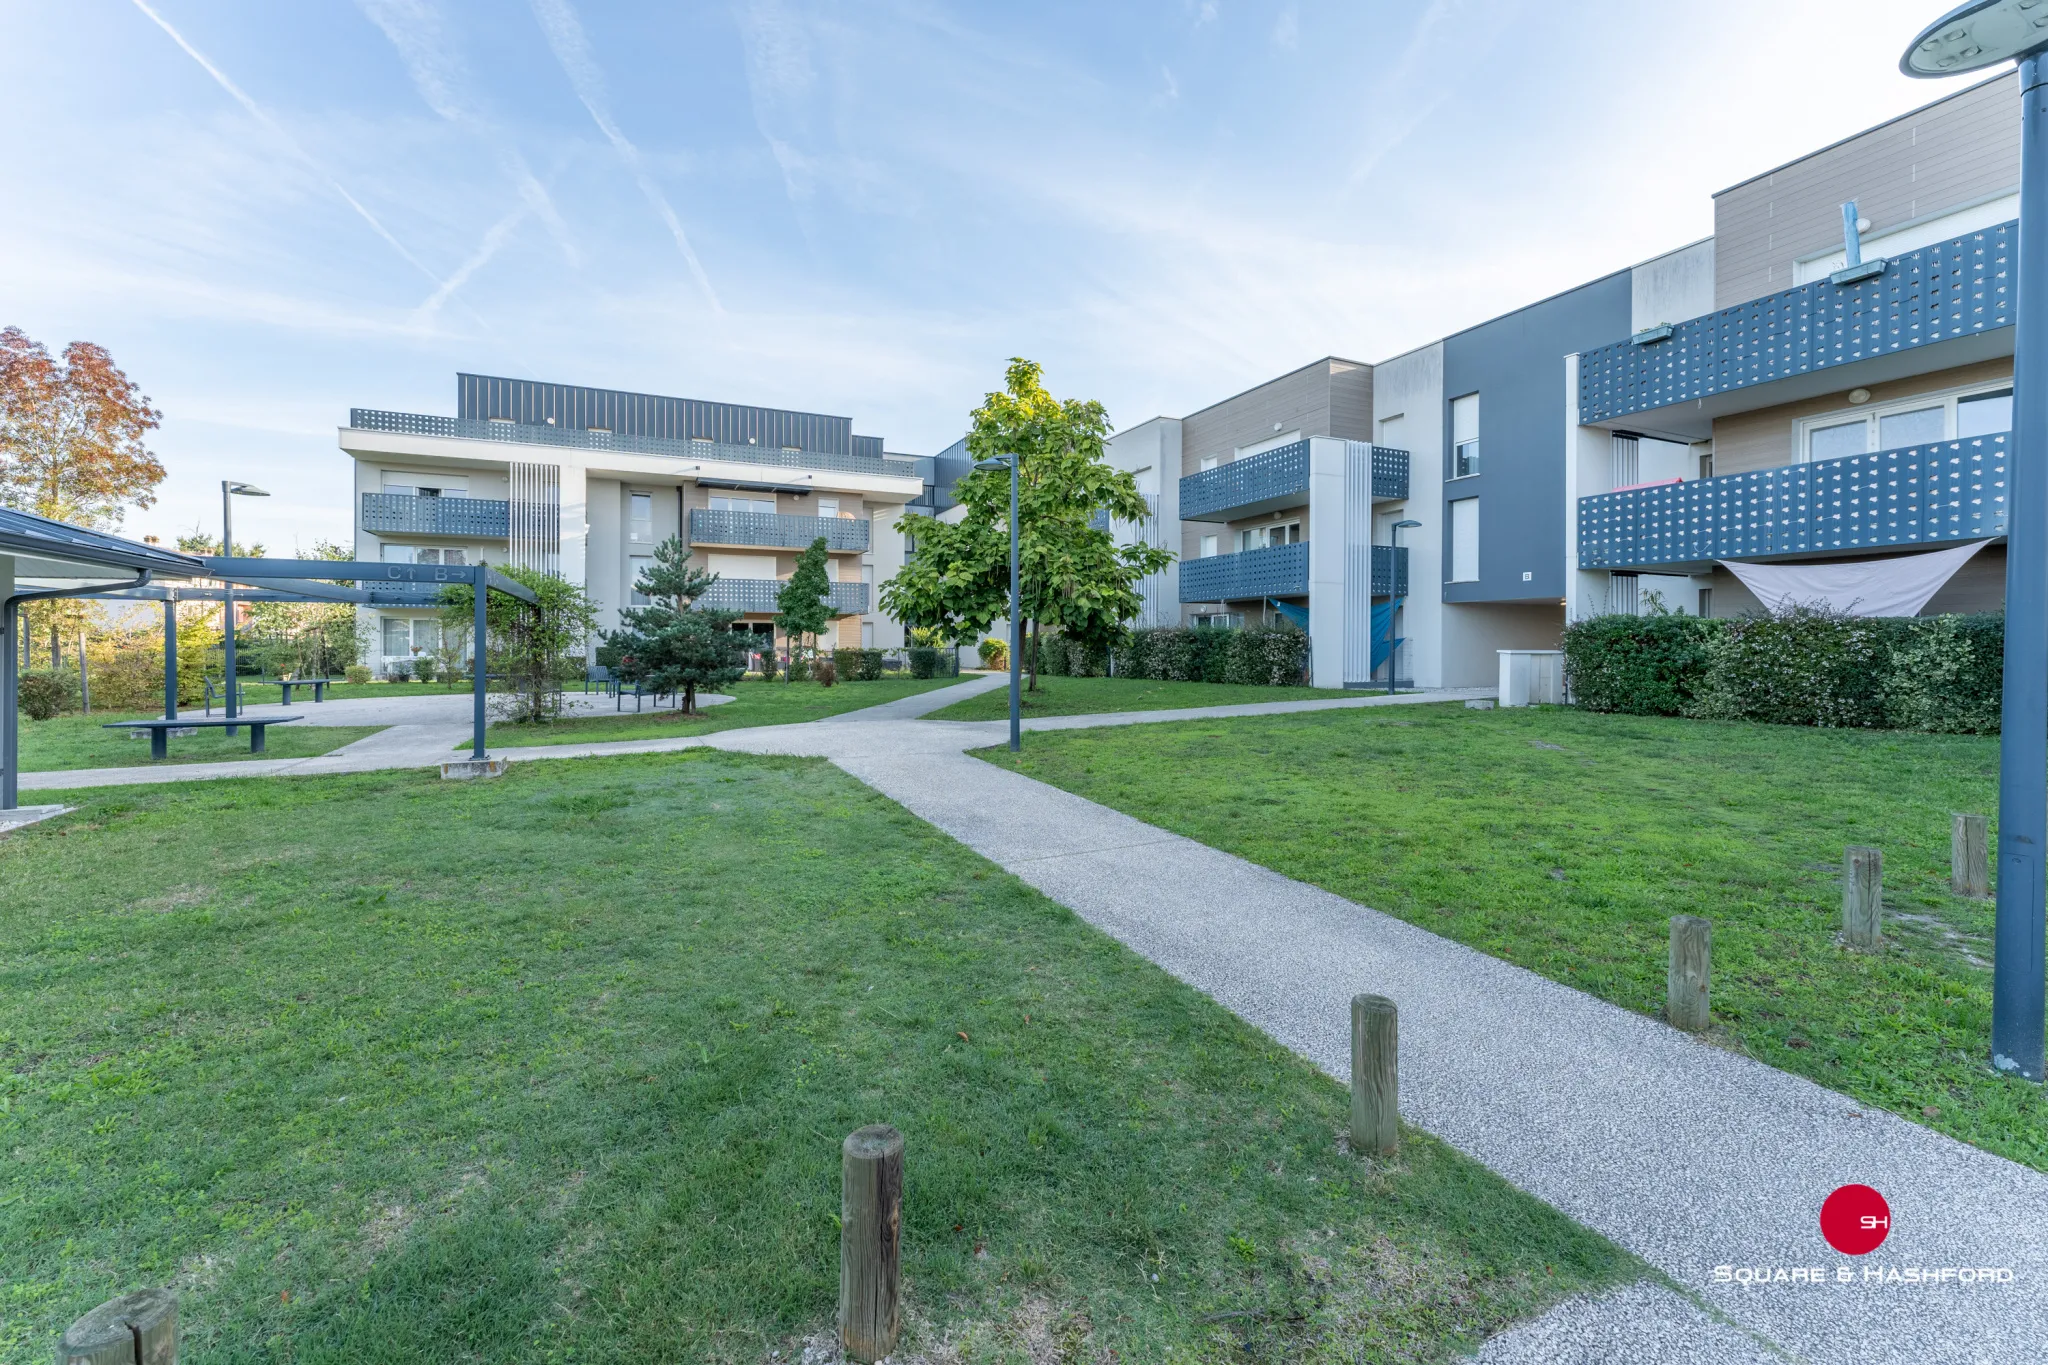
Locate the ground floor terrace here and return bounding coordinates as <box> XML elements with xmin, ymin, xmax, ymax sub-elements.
<box><xmin>4</xmin><ymin>676</ymin><xmax>2045</xmax><ymax>1363</ymax></box>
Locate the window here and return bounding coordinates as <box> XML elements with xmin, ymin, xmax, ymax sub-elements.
<box><xmin>381</xmin><ymin>618</ymin><xmax>411</xmax><ymax>656</ymax></box>
<box><xmin>1960</xmin><ymin>388</ymin><xmax>2014</xmax><ymax>437</ymax></box>
<box><xmin>628</xmin><ymin>555</ymin><xmax>654</xmax><ymax>605</ymax></box>
<box><xmin>1798</xmin><ymin>382</ymin><xmax>2015</xmax><ymax>461</ymax></box>
<box><xmin>380</xmin><ymin>545</ymin><xmax>462</xmax><ymax>565</ymax></box>
<box><xmin>1451</xmin><ymin>394</ymin><xmax>1480</xmax><ymax>478</ymax></box>
<box><xmin>441</xmin><ymin>548</ymin><xmax>466</xmax><ymax>567</ymax></box>
<box><xmin>1697</xmin><ymin>587</ymin><xmax>1714</xmax><ymax>619</ymax></box>
<box><xmin>1234</xmin><ymin>431</ymin><xmax>1301</xmax><ymax>459</ymax></box>
<box><xmin>381</xmin><ymin>543</ymin><xmax>415</xmax><ymax>564</ymax></box>
<box><xmin>1199</xmin><ymin>456</ymin><xmax>1221</xmax><ymax>472</ymax></box>
<box><xmin>412</xmin><ymin>620</ymin><xmax>440</xmax><ymax>652</ymax></box>
<box><xmin>1695</xmin><ymin>443</ymin><xmax>1716</xmax><ymax>480</ymax></box>
<box><xmin>709</xmin><ymin>495</ymin><xmax>775</xmax><ymax>515</ymax></box>
<box><xmin>817</xmin><ymin>498</ymin><xmax>840</xmax><ymax>519</ymax></box>
<box><xmin>1449</xmin><ymin>497</ymin><xmax>1479</xmax><ymax>582</ymax></box>
<box><xmin>629</xmin><ymin>492</ymin><xmax>654</xmax><ymax>543</ymax></box>
<box><xmin>1236</xmin><ymin>521</ymin><xmax>1300</xmax><ymax>552</ymax></box>
<box><xmin>1199</xmin><ymin>534</ymin><xmax>1219</xmax><ymax>558</ymax></box>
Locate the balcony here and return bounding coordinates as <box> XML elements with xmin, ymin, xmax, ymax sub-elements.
<box><xmin>360</xmin><ymin>492</ymin><xmax>509</xmax><ymax>538</ymax></box>
<box><xmin>348</xmin><ymin>409</ymin><xmax>922</xmax><ymax>481</ymax></box>
<box><xmin>1178</xmin><ymin>542</ymin><xmax>1409</xmax><ymax>603</ymax></box>
<box><xmin>694</xmin><ymin>578</ymin><xmax>869</xmax><ymax>616</ymax></box>
<box><xmin>1578</xmin><ymin>222</ymin><xmax>2014</xmax><ymax>425</ymax></box>
<box><xmin>688</xmin><ymin>508</ymin><xmax>869</xmax><ymax>552</ymax></box>
<box><xmin>1179</xmin><ymin>441</ymin><xmax>1409</xmax><ymax>522</ymax></box>
<box><xmin>1577</xmin><ymin>433</ymin><xmax>2008</xmax><ymax>571</ymax></box>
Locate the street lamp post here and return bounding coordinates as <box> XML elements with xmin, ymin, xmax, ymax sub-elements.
<box><xmin>1903</xmin><ymin>0</ymin><xmax>2048</xmax><ymax>1079</ymax></box>
<box><xmin>220</xmin><ymin>481</ymin><xmax>269</xmax><ymax>736</ymax></box>
<box><xmin>1384</xmin><ymin>519</ymin><xmax>1421</xmax><ymax>694</ymax></box>
<box><xmin>974</xmin><ymin>455</ymin><xmax>1022</xmax><ymax>752</ymax></box>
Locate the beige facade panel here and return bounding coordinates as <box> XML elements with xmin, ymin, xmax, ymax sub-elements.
<box><xmin>1178</xmin><ymin>357</ymin><xmax>1371</xmax><ymax>475</ymax></box>
<box><xmin>1708</xmin><ymin>357</ymin><xmax>2013</xmax><ymax>476</ymax></box>
<box><xmin>1713</xmin><ymin>72</ymin><xmax>2018</xmax><ymax>308</ymax></box>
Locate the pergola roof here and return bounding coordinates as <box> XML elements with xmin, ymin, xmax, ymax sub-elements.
<box><xmin>0</xmin><ymin>507</ymin><xmax>206</xmax><ymax>591</ymax></box>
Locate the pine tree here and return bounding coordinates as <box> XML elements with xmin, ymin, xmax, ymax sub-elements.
<box><xmin>601</xmin><ymin>537</ymin><xmax>752</xmax><ymax>713</ymax></box>
<box><xmin>774</xmin><ymin>537</ymin><xmax>833</xmax><ymax>684</ymax></box>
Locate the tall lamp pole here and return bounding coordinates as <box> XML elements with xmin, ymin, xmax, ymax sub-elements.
<box><xmin>220</xmin><ymin>481</ymin><xmax>269</xmax><ymax>736</ymax></box>
<box><xmin>974</xmin><ymin>454</ymin><xmax>1022</xmax><ymax>752</ymax></box>
<box><xmin>1903</xmin><ymin>1</ymin><xmax>2048</xmax><ymax>1079</ymax></box>
<box><xmin>1385</xmin><ymin>519</ymin><xmax>1421</xmax><ymax>694</ymax></box>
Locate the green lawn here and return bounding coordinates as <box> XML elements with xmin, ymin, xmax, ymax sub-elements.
<box><xmin>0</xmin><ymin>755</ymin><xmax>1635</xmax><ymax>1364</ymax></box>
<box><xmin>480</xmin><ymin>676</ymin><xmax>966</xmax><ymax>748</ymax></box>
<box><xmin>17</xmin><ymin>713</ymin><xmax>383</xmax><ymax>772</ymax></box>
<box><xmin>929</xmin><ymin>675</ymin><xmax>1363</xmax><ymax>721</ymax></box>
<box><xmin>986</xmin><ymin>703</ymin><xmax>2048</xmax><ymax>1171</ymax></box>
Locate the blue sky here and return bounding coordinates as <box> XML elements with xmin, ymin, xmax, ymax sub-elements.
<box><xmin>0</xmin><ymin>0</ymin><xmax>1980</xmax><ymax>550</ymax></box>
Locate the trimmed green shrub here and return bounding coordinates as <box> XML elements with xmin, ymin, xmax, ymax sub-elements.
<box><xmin>1884</xmin><ymin>612</ymin><xmax>2003</xmax><ymax>734</ymax></box>
<box><xmin>908</xmin><ymin>646</ymin><xmax>940</xmax><ymax>679</ymax></box>
<box><xmin>1566</xmin><ymin>607</ymin><xmax>2005</xmax><ymax>733</ymax></box>
<box><xmin>344</xmin><ymin>664</ymin><xmax>373</xmax><ymax>685</ymax></box>
<box><xmin>978</xmin><ymin>637</ymin><xmax>1008</xmax><ymax>670</ymax></box>
<box><xmin>832</xmin><ymin>648</ymin><xmax>886</xmax><ymax>681</ymax></box>
<box><xmin>1561</xmin><ymin>612</ymin><xmax>1723</xmax><ymax>716</ymax></box>
<box><xmin>16</xmin><ymin>670</ymin><xmax>72</xmax><ymax>721</ymax></box>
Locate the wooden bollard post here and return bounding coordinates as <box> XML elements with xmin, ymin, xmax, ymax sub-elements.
<box><xmin>1667</xmin><ymin>915</ymin><xmax>1712</xmax><ymax>1031</ymax></box>
<box><xmin>839</xmin><ymin>1124</ymin><xmax>904</xmax><ymax>1364</ymax></box>
<box><xmin>59</xmin><ymin>1288</ymin><xmax>177</xmax><ymax>1365</ymax></box>
<box><xmin>1349</xmin><ymin>994</ymin><xmax>1398</xmax><ymax>1157</ymax></box>
<box><xmin>1844</xmin><ymin>846</ymin><xmax>1883</xmax><ymax>949</ymax></box>
<box><xmin>1953</xmin><ymin>814</ymin><xmax>1990</xmax><ymax>898</ymax></box>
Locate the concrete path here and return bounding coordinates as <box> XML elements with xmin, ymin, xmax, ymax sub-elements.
<box><xmin>15</xmin><ymin>676</ymin><xmax>2045</xmax><ymax>1360</ymax></box>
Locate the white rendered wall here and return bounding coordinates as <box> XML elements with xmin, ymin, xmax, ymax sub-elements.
<box><xmin>1371</xmin><ymin>342</ymin><xmax>1445</xmax><ymax>687</ymax></box>
<box><xmin>1631</xmin><ymin>239</ymin><xmax>1716</xmax><ymax>333</ymax></box>
<box><xmin>1306</xmin><ymin>437</ymin><xmax>1348</xmax><ymax>688</ymax></box>
<box><xmin>1102</xmin><ymin>415</ymin><xmax>1182</xmax><ymax>626</ymax></box>
<box><xmin>868</xmin><ymin>505</ymin><xmax>907</xmax><ymax>648</ymax></box>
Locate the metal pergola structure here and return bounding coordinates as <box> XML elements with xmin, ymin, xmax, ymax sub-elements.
<box><xmin>2</xmin><ymin>507</ymin><xmax>539</xmax><ymax>812</ymax></box>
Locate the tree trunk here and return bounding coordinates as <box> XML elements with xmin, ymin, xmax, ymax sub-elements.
<box><xmin>1027</xmin><ymin>619</ymin><xmax>1040</xmax><ymax>692</ymax></box>
<box><xmin>684</xmin><ymin>681</ymin><xmax>698</xmax><ymax>715</ymax></box>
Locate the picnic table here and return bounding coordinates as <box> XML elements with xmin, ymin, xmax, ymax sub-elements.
<box><xmin>103</xmin><ymin>715</ymin><xmax>304</xmax><ymax>760</ymax></box>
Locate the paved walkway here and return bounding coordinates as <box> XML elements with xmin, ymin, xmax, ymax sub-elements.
<box><xmin>16</xmin><ymin>676</ymin><xmax>2046</xmax><ymax>1360</ymax></box>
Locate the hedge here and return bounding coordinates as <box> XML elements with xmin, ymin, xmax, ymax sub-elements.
<box><xmin>1033</xmin><ymin>624</ymin><xmax>1311</xmax><ymax>687</ymax></box>
<box><xmin>1562</xmin><ymin>608</ymin><xmax>2003</xmax><ymax>734</ymax></box>
<box><xmin>831</xmin><ymin>648</ymin><xmax>886</xmax><ymax>682</ymax></box>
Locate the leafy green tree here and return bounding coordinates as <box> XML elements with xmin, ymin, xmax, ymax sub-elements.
<box><xmin>600</xmin><ymin>537</ymin><xmax>751</xmax><ymax>714</ymax></box>
<box><xmin>439</xmin><ymin>566</ymin><xmax>599</xmax><ymax>725</ymax></box>
<box><xmin>774</xmin><ymin>536</ymin><xmax>833</xmax><ymax>683</ymax></box>
<box><xmin>880</xmin><ymin>358</ymin><xmax>1172</xmax><ymax>688</ymax></box>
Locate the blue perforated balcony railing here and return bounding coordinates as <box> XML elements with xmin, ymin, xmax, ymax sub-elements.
<box><xmin>688</xmin><ymin>508</ymin><xmax>869</xmax><ymax>552</ymax></box>
<box><xmin>1578</xmin><ymin>222</ymin><xmax>2014</xmax><ymax>425</ymax></box>
<box><xmin>1577</xmin><ymin>433</ymin><xmax>2008</xmax><ymax>571</ymax></box>
<box><xmin>360</xmin><ymin>492</ymin><xmax>510</xmax><ymax>538</ymax></box>
<box><xmin>695</xmin><ymin>578</ymin><xmax>868</xmax><ymax>616</ymax></box>
<box><xmin>1177</xmin><ymin>541</ymin><xmax>1408</xmax><ymax>602</ymax></box>
<box><xmin>1179</xmin><ymin>442</ymin><xmax>1409</xmax><ymax>522</ymax></box>
<box><xmin>348</xmin><ymin>409</ymin><xmax>922</xmax><ymax>480</ymax></box>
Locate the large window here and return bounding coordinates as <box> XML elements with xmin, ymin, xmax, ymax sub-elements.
<box><xmin>1235</xmin><ymin>521</ymin><xmax>1300</xmax><ymax>552</ymax></box>
<box><xmin>709</xmin><ymin>495</ymin><xmax>775</xmax><ymax>515</ymax></box>
<box><xmin>628</xmin><ymin>491</ymin><xmax>654</xmax><ymax>544</ymax></box>
<box><xmin>1449</xmin><ymin>497</ymin><xmax>1479</xmax><ymax>582</ymax></box>
<box><xmin>1451</xmin><ymin>394</ymin><xmax>1480</xmax><ymax>479</ymax></box>
<box><xmin>380</xmin><ymin>617</ymin><xmax>440</xmax><ymax>657</ymax></box>
<box><xmin>1798</xmin><ymin>383</ymin><xmax>2013</xmax><ymax>461</ymax></box>
<box><xmin>628</xmin><ymin>555</ymin><xmax>654</xmax><ymax>605</ymax></box>
<box><xmin>1199</xmin><ymin>534</ymin><xmax>1219</xmax><ymax>558</ymax></box>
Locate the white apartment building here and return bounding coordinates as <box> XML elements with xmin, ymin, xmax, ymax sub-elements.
<box><xmin>341</xmin><ymin>375</ymin><xmax>925</xmax><ymax>674</ymax></box>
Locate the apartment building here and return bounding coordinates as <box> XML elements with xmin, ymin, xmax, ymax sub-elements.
<box><xmin>1568</xmin><ymin>73</ymin><xmax>2018</xmax><ymax>622</ymax></box>
<box><xmin>341</xmin><ymin>375</ymin><xmax>926</xmax><ymax>673</ymax></box>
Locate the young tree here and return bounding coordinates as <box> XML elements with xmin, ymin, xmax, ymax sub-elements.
<box><xmin>600</xmin><ymin>537</ymin><xmax>752</xmax><ymax>714</ymax></box>
<box><xmin>881</xmin><ymin>358</ymin><xmax>1172</xmax><ymax>688</ymax></box>
<box><xmin>439</xmin><ymin>566</ymin><xmax>599</xmax><ymax>725</ymax></box>
<box><xmin>0</xmin><ymin>327</ymin><xmax>165</xmax><ymax>528</ymax></box>
<box><xmin>774</xmin><ymin>536</ymin><xmax>833</xmax><ymax>682</ymax></box>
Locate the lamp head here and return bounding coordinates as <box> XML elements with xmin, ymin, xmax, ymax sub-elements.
<box><xmin>1393</xmin><ymin>519</ymin><xmax>1422</xmax><ymax>529</ymax></box>
<box><xmin>225</xmin><ymin>482</ymin><xmax>270</xmax><ymax>497</ymax></box>
<box><xmin>973</xmin><ymin>456</ymin><xmax>1014</xmax><ymax>471</ymax></box>
<box><xmin>1902</xmin><ymin>0</ymin><xmax>2048</xmax><ymax>76</ymax></box>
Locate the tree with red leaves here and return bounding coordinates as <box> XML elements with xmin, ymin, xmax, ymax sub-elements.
<box><xmin>0</xmin><ymin>326</ymin><xmax>165</xmax><ymax>529</ymax></box>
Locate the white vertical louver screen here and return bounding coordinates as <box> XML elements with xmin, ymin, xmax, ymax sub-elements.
<box><xmin>509</xmin><ymin>461</ymin><xmax>561</xmax><ymax>574</ymax></box>
<box><xmin>1611</xmin><ymin>434</ymin><xmax>1640</xmax><ymax>489</ymax></box>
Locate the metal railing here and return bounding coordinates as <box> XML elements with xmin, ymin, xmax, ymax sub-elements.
<box><xmin>360</xmin><ymin>492</ymin><xmax>510</xmax><ymax>538</ymax></box>
<box><xmin>1180</xmin><ymin>441</ymin><xmax>1408</xmax><ymax>521</ymax></box>
<box><xmin>694</xmin><ymin>578</ymin><xmax>869</xmax><ymax>615</ymax></box>
<box><xmin>688</xmin><ymin>508</ymin><xmax>869</xmax><ymax>552</ymax></box>
<box><xmin>1577</xmin><ymin>221</ymin><xmax>2015</xmax><ymax>425</ymax></box>
<box><xmin>348</xmin><ymin>409</ymin><xmax>923</xmax><ymax>480</ymax></box>
<box><xmin>1577</xmin><ymin>432</ymin><xmax>2009</xmax><ymax>570</ymax></box>
<box><xmin>1179</xmin><ymin>541</ymin><xmax>1309</xmax><ymax>601</ymax></box>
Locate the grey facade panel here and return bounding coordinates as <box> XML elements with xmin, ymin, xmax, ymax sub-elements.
<box><xmin>456</xmin><ymin>373</ymin><xmax>857</xmax><ymax>455</ymax></box>
<box><xmin>1443</xmin><ymin>272</ymin><xmax>1633</xmax><ymax>603</ymax></box>
<box><xmin>1713</xmin><ymin>73</ymin><xmax>2018</xmax><ymax>308</ymax></box>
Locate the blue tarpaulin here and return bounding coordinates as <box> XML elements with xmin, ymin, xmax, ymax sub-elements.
<box><xmin>1371</xmin><ymin>597</ymin><xmax>1405</xmax><ymax>674</ymax></box>
<box><xmin>1266</xmin><ymin>598</ymin><xmax>1310</xmax><ymax>632</ymax></box>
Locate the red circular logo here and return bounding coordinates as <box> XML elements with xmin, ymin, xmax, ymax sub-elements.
<box><xmin>1820</xmin><ymin>1184</ymin><xmax>1891</xmax><ymax>1255</ymax></box>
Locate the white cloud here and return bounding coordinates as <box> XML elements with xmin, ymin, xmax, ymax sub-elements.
<box><xmin>1272</xmin><ymin>5</ymin><xmax>1299</xmax><ymax>50</ymax></box>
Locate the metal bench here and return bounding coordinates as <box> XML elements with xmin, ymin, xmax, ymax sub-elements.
<box><xmin>274</xmin><ymin>678</ymin><xmax>338</xmax><ymax>704</ymax></box>
<box><xmin>102</xmin><ymin>715</ymin><xmax>304</xmax><ymax>760</ymax></box>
